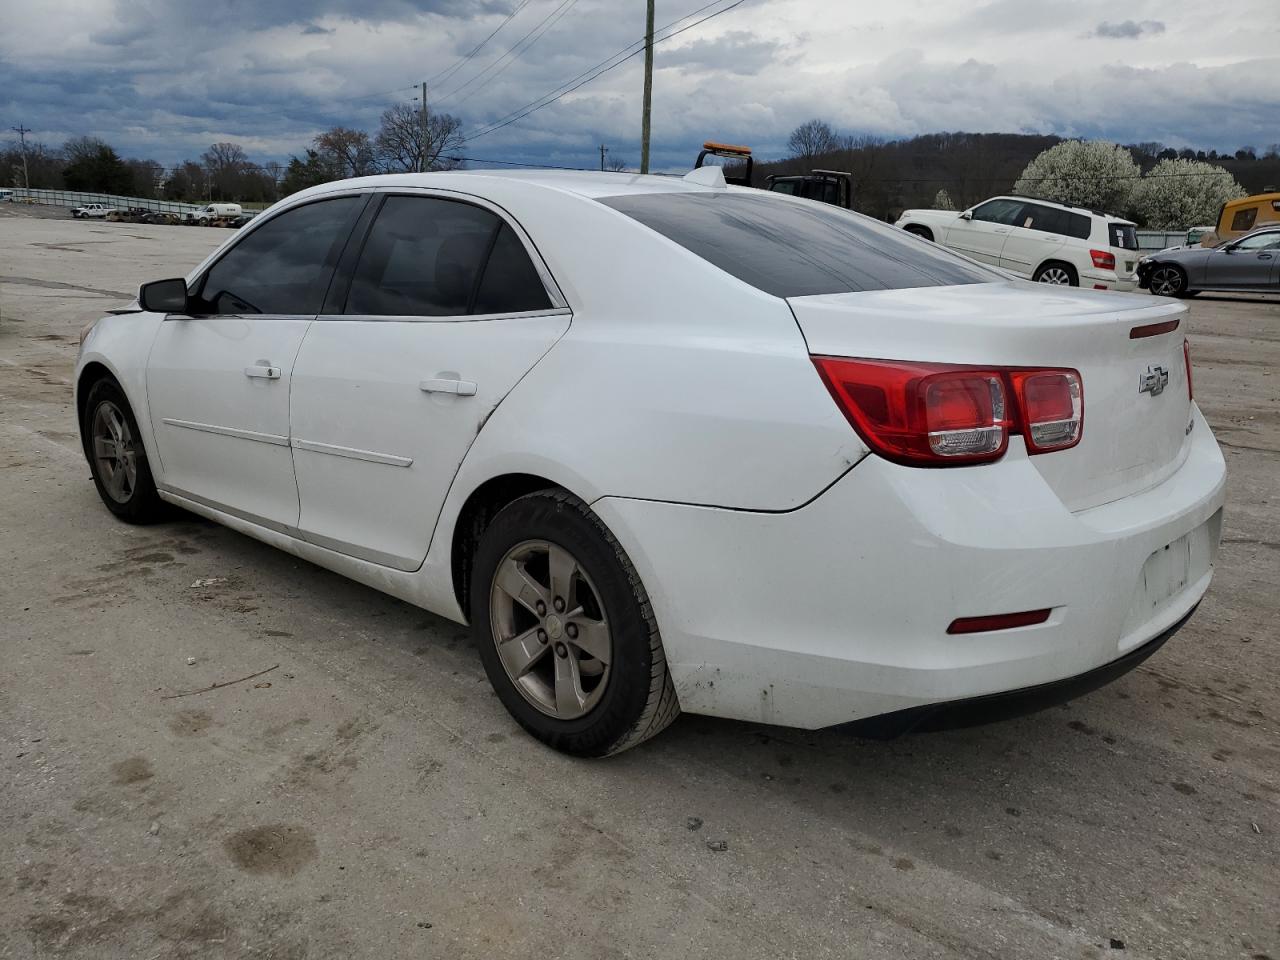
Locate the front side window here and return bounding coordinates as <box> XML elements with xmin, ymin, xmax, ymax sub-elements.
<box><xmin>1231</xmin><ymin>206</ymin><xmax>1259</xmax><ymax>232</ymax></box>
<box><xmin>344</xmin><ymin>196</ymin><xmax>550</xmax><ymax>317</ymax></box>
<box><xmin>197</xmin><ymin>196</ymin><xmax>363</xmax><ymax>315</ymax></box>
<box><xmin>600</xmin><ymin>192</ymin><xmax>999</xmax><ymax>298</ymax></box>
<box><xmin>971</xmin><ymin>199</ymin><xmax>1026</xmax><ymax>226</ymax></box>
<box><xmin>1233</xmin><ymin>231</ymin><xmax>1280</xmax><ymax>251</ymax></box>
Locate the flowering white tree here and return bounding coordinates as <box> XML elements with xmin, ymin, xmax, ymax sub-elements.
<box><xmin>1130</xmin><ymin>158</ymin><xmax>1246</xmax><ymax>229</ymax></box>
<box><xmin>1013</xmin><ymin>140</ymin><xmax>1140</xmax><ymax>214</ymax></box>
<box><xmin>932</xmin><ymin>188</ymin><xmax>955</xmax><ymax>211</ymax></box>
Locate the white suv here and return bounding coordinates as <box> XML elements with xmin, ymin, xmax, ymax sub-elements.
<box><xmin>895</xmin><ymin>196</ymin><xmax>1140</xmax><ymax>292</ymax></box>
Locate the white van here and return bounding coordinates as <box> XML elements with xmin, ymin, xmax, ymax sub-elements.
<box><xmin>0</xmin><ymin>189</ymin><xmax>14</xmax><ymax>202</ymax></box>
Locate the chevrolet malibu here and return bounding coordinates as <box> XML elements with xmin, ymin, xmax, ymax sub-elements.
<box><xmin>76</xmin><ymin>169</ymin><xmax>1226</xmax><ymax>756</ymax></box>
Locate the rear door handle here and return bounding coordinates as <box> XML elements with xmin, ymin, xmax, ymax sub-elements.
<box><xmin>420</xmin><ymin>378</ymin><xmax>477</xmax><ymax>396</ymax></box>
<box><xmin>245</xmin><ymin>363</ymin><xmax>281</xmax><ymax>380</ymax></box>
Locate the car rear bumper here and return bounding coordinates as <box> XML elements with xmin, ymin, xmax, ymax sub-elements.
<box><xmin>593</xmin><ymin>406</ymin><xmax>1226</xmax><ymax>730</ymax></box>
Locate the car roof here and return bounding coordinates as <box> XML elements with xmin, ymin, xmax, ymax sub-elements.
<box><xmin>290</xmin><ymin>169</ymin><xmax>721</xmax><ymax>205</ymax></box>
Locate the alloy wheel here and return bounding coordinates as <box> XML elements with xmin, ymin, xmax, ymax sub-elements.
<box><xmin>1150</xmin><ymin>266</ymin><xmax>1184</xmax><ymax>296</ymax></box>
<box><xmin>489</xmin><ymin>539</ymin><xmax>612</xmax><ymax>720</ymax></box>
<box><xmin>91</xmin><ymin>400</ymin><xmax>137</xmax><ymax>504</ymax></box>
<box><xmin>1037</xmin><ymin>267</ymin><xmax>1073</xmax><ymax>285</ymax></box>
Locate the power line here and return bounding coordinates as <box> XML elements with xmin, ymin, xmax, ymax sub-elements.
<box><xmin>436</xmin><ymin>0</ymin><xmax>579</xmax><ymax>107</ymax></box>
<box><xmin>462</xmin><ymin>0</ymin><xmax>750</xmax><ymax>144</ymax></box>
<box><xmin>425</xmin><ymin>0</ymin><xmax>536</xmax><ymax>89</ymax></box>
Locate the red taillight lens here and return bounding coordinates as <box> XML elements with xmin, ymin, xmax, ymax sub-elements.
<box><xmin>813</xmin><ymin>358</ymin><xmax>1010</xmax><ymax>466</ymax></box>
<box><xmin>813</xmin><ymin>357</ymin><xmax>1083</xmax><ymax>466</ymax></box>
<box><xmin>1183</xmin><ymin>337</ymin><xmax>1194</xmax><ymax>400</ymax></box>
<box><xmin>1090</xmin><ymin>249</ymin><xmax>1116</xmax><ymax>270</ymax></box>
<box><xmin>1007</xmin><ymin>369</ymin><xmax>1083</xmax><ymax>453</ymax></box>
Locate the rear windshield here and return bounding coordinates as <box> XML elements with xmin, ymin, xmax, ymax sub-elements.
<box><xmin>1109</xmin><ymin>223</ymin><xmax>1139</xmax><ymax>250</ymax></box>
<box><xmin>599</xmin><ymin>192</ymin><xmax>998</xmax><ymax>298</ymax></box>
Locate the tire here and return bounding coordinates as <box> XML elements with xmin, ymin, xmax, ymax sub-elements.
<box><xmin>82</xmin><ymin>378</ymin><xmax>167</xmax><ymax>523</ymax></box>
<box><xmin>1148</xmin><ymin>263</ymin><xmax>1191</xmax><ymax>298</ymax></box>
<box><xmin>1033</xmin><ymin>261</ymin><xmax>1078</xmax><ymax>286</ymax></box>
<box><xmin>471</xmin><ymin>489</ymin><xmax>679</xmax><ymax>757</ymax></box>
<box><xmin>904</xmin><ymin>225</ymin><xmax>934</xmax><ymax>242</ymax></box>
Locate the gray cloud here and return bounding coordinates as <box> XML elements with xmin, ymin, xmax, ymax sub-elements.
<box><xmin>1093</xmin><ymin>20</ymin><xmax>1166</xmax><ymax>39</ymax></box>
<box><xmin>654</xmin><ymin>30</ymin><xmax>781</xmax><ymax>75</ymax></box>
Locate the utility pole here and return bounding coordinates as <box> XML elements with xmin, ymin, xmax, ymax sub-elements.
<box><xmin>11</xmin><ymin>124</ymin><xmax>31</xmax><ymax>189</ymax></box>
<box><xmin>640</xmin><ymin>0</ymin><xmax>654</xmax><ymax>174</ymax></box>
<box><xmin>600</xmin><ymin>144</ymin><xmax>607</xmax><ymax>171</ymax></box>
<box><xmin>418</xmin><ymin>82</ymin><xmax>429</xmax><ymax>173</ymax></box>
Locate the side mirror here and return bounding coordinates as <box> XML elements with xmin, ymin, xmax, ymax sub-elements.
<box><xmin>959</xmin><ymin>210</ymin><xmax>973</xmax><ymax>221</ymax></box>
<box><xmin>139</xmin><ymin>278</ymin><xmax>189</xmax><ymax>313</ymax></box>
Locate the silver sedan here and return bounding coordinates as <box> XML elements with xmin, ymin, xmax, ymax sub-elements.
<box><xmin>1139</xmin><ymin>225</ymin><xmax>1280</xmax><ymax>297</ymax></box>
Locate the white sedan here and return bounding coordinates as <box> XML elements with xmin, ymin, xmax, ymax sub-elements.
<box><xmin>75</xmin><ymin>169</ymin><xmax>1226</xmax><ymax>756</ymax></box>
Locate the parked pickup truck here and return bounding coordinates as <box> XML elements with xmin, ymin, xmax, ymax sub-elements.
<box><xmin>71</xmin><ymin>203</ymin><xmax>116</xmax><ymax>219</ymax></box>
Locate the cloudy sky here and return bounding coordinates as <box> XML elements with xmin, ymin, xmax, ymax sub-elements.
<box><xmin>1</xmin><ymin>0</ymin><xmax>1276</xmax><ymax>172</ymax></box>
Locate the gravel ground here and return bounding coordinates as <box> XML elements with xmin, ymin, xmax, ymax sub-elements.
<box><xmin>1</xmin><ymin>207</ymin><xmax>1277</xmax><ymax>960</ymax></box>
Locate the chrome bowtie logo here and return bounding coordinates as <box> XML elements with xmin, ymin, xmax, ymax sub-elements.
<box><xmin>1139</xmin><ymin>364</ymin><xmax>1170</xmax><ymax>397</ymax></box>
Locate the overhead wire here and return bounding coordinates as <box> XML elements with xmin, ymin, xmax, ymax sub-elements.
<box><xmin>461</xmin><ymin>0</ymin><xmax>750</xmax><ymax>144</ymax></box>
<box><xmin>437</xmin><ymin>0</ymin><xmax>580</xmax><ymax>108</ymax></box>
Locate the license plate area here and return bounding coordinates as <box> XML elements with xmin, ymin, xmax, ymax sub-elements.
<box><xmin>1119</xmin><ymin>510</ymin><xmax>1221</xmax><ymax>649</ymax></box>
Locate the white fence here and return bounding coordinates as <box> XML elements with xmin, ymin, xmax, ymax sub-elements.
<box><xmin>9</xmin><ymin>188</ymin><xmax>201</xmax><ymax>215</ymax></box>
<box><xmin>1136</xmin><ymin>230</ymin><xmax>1193</xmax><ymax>252</ymax></box>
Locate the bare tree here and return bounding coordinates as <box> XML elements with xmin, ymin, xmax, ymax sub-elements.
<box><xmin>63</xmin><ymin>135</ymin><xmax>111</xmax><ymax>166</ymax></box>
<box><xmin>202</xmin><ymin>142</ymin><xmax>251</xmax><ymax>200</ymax></box>
<box><xmin>787</xmin><ymin>120</ymin><xmax>839</xmax><ymax>162</ymax></box>
<box><xmin>605</xmin><ymin>155</ymin><xmax>628</xmax><ymax>172</ymax></box>
<box><xmin>314</xmin><ymin>126</ymin><xmax>376</xmax><ymax>178</ymax></box>
<box><xmin>373</xmin><ymin>103</ymin><xmax>464</xmax><ymax>173</ymax></box>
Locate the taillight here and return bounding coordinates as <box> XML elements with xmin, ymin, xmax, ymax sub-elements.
<box><xmin>1183</xmin><ymin>337</ymin><xmax>1193</xmax><ymax>400</ymax></box>
<box><xmin>812</xmin><ymin>357</ymin><xmax>1082</xmax><ymax>467</ymax></box>
<box><xmin>1090</xmin><ymin>249</ymin><xmax>1116</xmax><ymax>270</ymax></box>
<box><xmin>1007</xmin><ymin>370</ymin><xmax>1083</xmax><ymax>453</ymax></box>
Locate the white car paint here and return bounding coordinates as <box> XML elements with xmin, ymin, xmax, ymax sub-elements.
<box><xmin>896</xmin><ymin>196</ymin><xmax>1141</xmax><ymax>292</ymax></box>
<box><xmin>72</xmin><ymin>203</ymin><xmax>114</xmax><ymax>219</ymax></box>
<box><xmin>77</xmin><ymin>170</ymin><xmax>1226</xmax><ymax>733</ymax></box>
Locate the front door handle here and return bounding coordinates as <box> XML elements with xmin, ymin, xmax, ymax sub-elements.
<box><xmin>1257</xmin><ymin>253</ymin><xmax>1274</xmax><ymax>260</ymax></box>
<box><xmin>420</xmin><ymin>378</ymin><xmax>478</xmax><ymax>396</ymax></box>
<box><xmin>245</xmin><ymin>363</ymin><xmax>281</xmax><ymax>380</ymax></box>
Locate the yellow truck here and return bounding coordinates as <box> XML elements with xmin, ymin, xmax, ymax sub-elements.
<box><xmin>1203</xmin><ymin>191</ymin><xmax>1280</xmax><ymax>245</ymax></box>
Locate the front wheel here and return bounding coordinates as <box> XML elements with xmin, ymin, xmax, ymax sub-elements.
<box><xmin>82</xmin><ymin>379</ymin><xmax>167</xmax><ymax>523</ymax></box>
<box><xmin>471</xmin><ymin>490</ymin><xmax>678</xmax><ymax>757</ymax></box>
<box><xmin>1148</xmin><ymin>264</ymin><xmax>1191</xmax><ymax>298</ymax></box>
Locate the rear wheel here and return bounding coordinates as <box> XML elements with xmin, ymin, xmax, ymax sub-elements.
<box><xmin>471</xmin><ymin>490</ymin><xmax>678</xmax><ymax>757</ymax></box>
<box><xmin>1149</xmin><ymin>264</ymin><xmax>1191</xmax><ymax>298</ymax></box>
<box><xmin>82</xmin><ymin>379</ymin><xmax>166</xmax><ymax>523</ymax></box>
<box><xmin>1033</xmin><ymin>261</ymin><xmax>1078</xmax><ymax>286</ymax></box>
<box><xmin>904</xmin><ymin>225</ymin><xmax>934</xmax><ymax>242</ymax></box>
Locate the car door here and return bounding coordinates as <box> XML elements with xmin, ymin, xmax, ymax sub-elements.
<box><xmin>1204</xmin><ymin>231</ymin><xmax>1280</xmax><ymax>289</ymax></box>
<box><xmin>999</xmin><ymin>203</ymin><xmax>1070</xmax><ymax>277</ymax></box>
<box><xmin>146</xmin><ymin>194</ymin><xmax>367</xmax><ymax>531</ymax></box>
<box><xmin>944</xmin><ymin>199</ymin><xmax>1025</xmax><ymax>265</ymax></box>
<box><xmin>289</xmin><ymin>192</ymin><xmax>571</xmax><ymax>570</ymax></box>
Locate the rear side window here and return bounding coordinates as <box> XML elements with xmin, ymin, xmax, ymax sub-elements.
<box><xmin>472</xmin><ymin>224</ymin><xmax>552</xmax><ymax>315</ymax></box>
<box><xmin>346</xmin><ymin>196</ymin><xmax>499</xmax><ymax>316</ymax></box>
<box><xmin>1021</xmin><ymin>204</ymin><xmax>1069</xmax><ymax>235</ymax></box>
<box><xmin>1109</xmin><ymin>223</ymin><xmax>1138</xmax><ymax>250</ymax></box>
<box><xmin>599</xmin><ymin>192</ymin><xmax>998</xmax><ymax>298</ymax></box>
<box><xmin>197</xmin><ymin>196</ymin><xmax>363</xmax><ymax>315</ymax></box>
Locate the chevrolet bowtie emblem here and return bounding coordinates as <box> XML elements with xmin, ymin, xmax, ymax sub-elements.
<box><xmin>1139</xmin><ymin>364</ymin><xmax>1169</xmax><ymax>397</ymax></box>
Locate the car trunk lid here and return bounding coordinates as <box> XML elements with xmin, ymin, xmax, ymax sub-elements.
<box><xmin>789</xmin><ymin>281</ymin><xmax>1192</xmax><ymax>511</ymax></box>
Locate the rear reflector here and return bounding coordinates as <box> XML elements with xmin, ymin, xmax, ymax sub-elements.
<box><xmin>812</xmin><ymin>357</ymin><xmax>1081</xmax><ymax>466</ymax></box>
<box><xmin>1090</xmin><ymin>249</ymin><xmax>1116</xmax><ymax>270</ymax></box>
<box><xmin>947</xmin><ymin>609</ymin><xmax>1052</xmax><ymax>635</ymax></box>
<box><xmin>1183</xmin><ymin>337</ymin><xmax>1194</xmax><ymax>400</ymax></box>
<box><xmin>1130</xmin><ymin>318</ymin><xmax>1180</xmax><ymax>339</ymax></box>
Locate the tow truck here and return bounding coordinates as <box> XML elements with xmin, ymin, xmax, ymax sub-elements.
<box><xmin>693</xmin><ymin>141</ymin><xmax>855</xmax><ymax>209</ymax></box>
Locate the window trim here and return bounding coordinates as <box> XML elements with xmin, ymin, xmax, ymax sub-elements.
<box><xmin>317</xmin><ymin>186</ymin><xmax>569</xmax><ymax>323</ymax></box>
<box><xmin>184</xmin><ymin>190</ymin><xmax>373</xmax><ymax>319</ymax></box>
